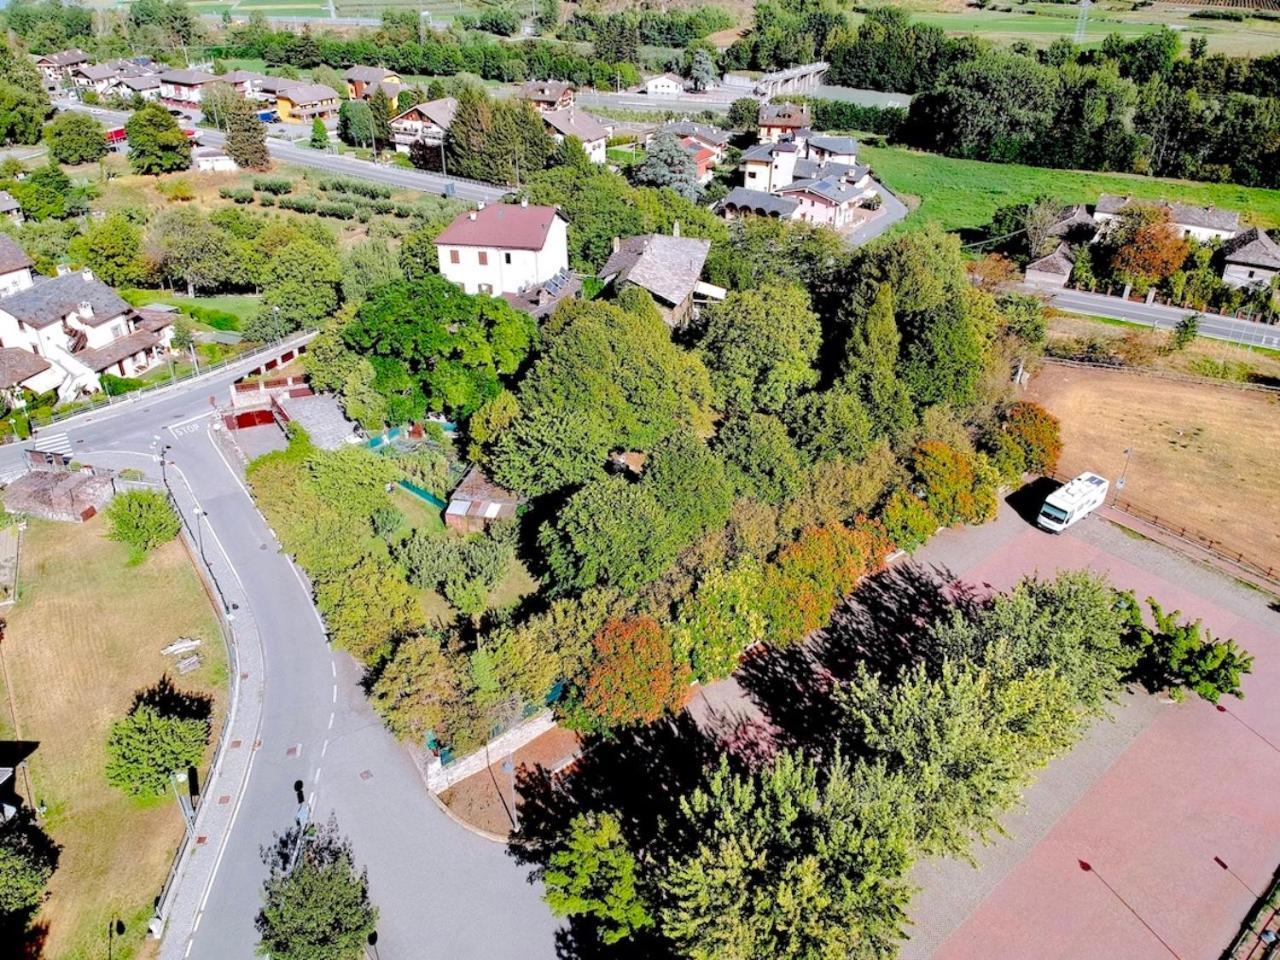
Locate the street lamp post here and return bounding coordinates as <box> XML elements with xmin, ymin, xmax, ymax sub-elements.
<box><xmin>501</xmin><ymin>758</ymin><xmax>518</xmax><ymax>832</ymax></box>
<box><xmin>1113</xmin><ymin>446</ymin><xmax>1132</xmax><ymax>505</ymax></box>
<box><xmin>1078</xmin><ymin>860</ymin><xmax>1182</xmax><ymax>959</ymax></box>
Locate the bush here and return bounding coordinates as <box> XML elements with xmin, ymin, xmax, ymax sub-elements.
<box><xmin>252</xmin><ymin>176</ymin><xmax>293</xmax><ymax>195</ymax></box>
<box><xmin>158</xmin><ymin>177</ymin><xmax>195</xmax><ymax>201</ymax></box>
<box><xmin>105</xmin><ymin>698</ymin><xmax>210</xmax><ymax>797</ymax></box>
<box><xmin>1002</xmin><ymin>401</ymin><xmax>1061</xmax><ymax>475</ymax></box>
<box><xmin>316</xmin><ymin>176</ymin><xmax>391</xmax><ymax>199</ymax></box>
<box><xmin>106</xmin><ymin>490</ymin><xmax>181</xmax><ymax>562</ymax></box>
<box><xmin>217</xmin><ymin>186</ymin><xmax>255</xmax><ymax>204</ymax></box>
<box><xmin>316</xmin><ymin>201</ymin><xmax>357</xmax><ymax>220</ymax></box>
<box><xmin>910</xmin><ymin>440</ymin><xmax>998</xmax><ymax>527</ymax></box>
<box><xmin>101</xmin><ymin>372</ymin><xmax>148</xmax><ymax>396</ymax></box>
<box><xmin>278</xmin><ymin>195</ymin><xmax>318</xmax><ymax>214</ymax></box>
<box><xmin>881</xmin><ymin>489</ymin><xmax>937</xmax><ymax>553</ymax></box>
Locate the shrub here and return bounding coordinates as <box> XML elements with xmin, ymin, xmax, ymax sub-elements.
<box><xmin>106</xmin><ymin>490</ymin><xmax>181</xmax><ymax>562</ymax></box>
<box><xmin>278</xmin><ymin>195</ymin><xmax>318</xmax><ymax>214</ymax></box>
<box><xmin>911</xmin><ymin>440</ymin><xmax>998</xmax><ymax>527</ymax></box>
<box><xmin>252</xmin><ymin>176</ymin><xmax>293</xmax><ymax>195</ymax></box>
<box><xmin>105</xmin><ymin>700</ymin><xmax>210</xmax><ymax>797</ymax></box>
<box><xmin>217</xmin><ymin>185</ymin><xmax>255</xmax><ymax>204</ymax></box>
<box><xmin>158</xmin><ymin>177</ymin><xmax>195</xmax><ymax>201</ymax></box>
<box><xmin>881</xmin><ymin>489</ymin><xmax>937</xmax><ymax>553</ymax></box>
<box><xmin>101</xmin><ymin>373</ymin><xmax>147</xmax><ymax>396</ymax></box>
<box><xmin>316</xmin><ymin>201</ymin><xmax>357</xmax><ymax>220</ymax></box>
<box><xmin>1002</xmin><ymin>401</ymin><xmax>1061</xmax><ymax>475</ymax></box>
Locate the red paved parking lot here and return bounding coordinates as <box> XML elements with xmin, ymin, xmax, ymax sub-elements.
<box><xmin>931</xmin><ymin>521</ymin><xmax>1280</xmax><ymax>960</ymax></box>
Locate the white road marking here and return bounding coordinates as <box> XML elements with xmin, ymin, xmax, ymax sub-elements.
<box><xmin>328</xmin><ymin>712</ymin><xmax>334</xmax><ymax>730</ymax></box>
<box><xmin>330</xmin><ymin>661</ymin><xmax>336</xmax><ymax>677</ymax></box>
<box><xmin>185</xmin><ymin>940</ymin><xmax>193</xmax><ymax>958</ymax></box>
<box><xmin>332</xmin><ymin>684</ymin><xmax>337</xmax><ymax>703</ymax></box>
<box><xmin>168</xmin><ymin>410</ymin><xmax>215</xmax><ymax>430</ymax></box>
<box><xmin>206</xmin><ymin>427</ymin><xmax>251</xmax><ymax>498</ymax></box>
<box><xmin>313</xmin><ymin>767</ymin><xmax>323</xmax><ymax>784</ymax></box>
<box><xmin>321</xmin><ymin>739</ymin><xmax>329</xmax><ymax>758</ymax></box>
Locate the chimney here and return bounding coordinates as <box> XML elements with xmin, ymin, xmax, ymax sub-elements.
<box><xmin>55</xmin><ymin>263</ymin><xmax>71</xmax><ymax>277</ymax></box>
<box><xmin>672</xmin><ymin>220</ymin><xmax>681</xmax><ymax>238</ymax></box>
<box><xmin>521</xmin><ymin>198</ymin><xmax>528</xmax><ymax>208</ymax></box>
<box><xmin>477</xmin><ymin>201</ymin><xmax>485</xmax><ymax>211</ymax></box>
<box><xmin>78</xmin><ymin>299</ymin><xmax>93</xmax><ymax>318</ymax></box>
<box><xmin>612</xmin><ymin>236</ymin><xmax>620</xmax><ymax>254</ymax></box>
<box><xmin>81</xmin><ymin>268</ymin><xmax>94</xmax><ymax>282</ymax></box>
<box><xmin>468</xmin><ymin>211</ymin><xmax>477</xmax><ymax>221</ymax></box>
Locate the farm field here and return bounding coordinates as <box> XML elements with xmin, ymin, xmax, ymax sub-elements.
<box><xmin>860</xmin><ymin>144</ymin><xmax>1280</xmax><ymax>234</ymax></box>
<box><xmin>0</xmin><ymin>518</ymin><xmax>227</xmax><ymax>960</ymax></box>
<box><xmin>1027</xmin><ymin>362</ymin><xmax>1280</xmax><ymax>567</ymax></box>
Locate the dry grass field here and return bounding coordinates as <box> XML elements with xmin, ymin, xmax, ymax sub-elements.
<box><xmin>0</xmin><ymin>518</ymin><xmax>226</xmax><ymax>960</ymax></box>
<box><xmin>1027</xmin><ymin>363</ymin><xmax>1280</xmax><ymax>566</ymax></box>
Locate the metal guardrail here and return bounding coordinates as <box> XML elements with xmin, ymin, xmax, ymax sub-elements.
<box><xmin>27</xmin><ymin>333</ymin><xmax>315</xmax><ymax>431</ymax></box>
<box><xmin>1040</xmin><ymin>356</ymin><xmax>1280</xmax><ymax>395</ymax></box>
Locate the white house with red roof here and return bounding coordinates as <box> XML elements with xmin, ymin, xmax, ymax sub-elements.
<box><xmin>434</xmin><ymin>201</ymin><xmax>569</xmax><ymax>297</ymax></box>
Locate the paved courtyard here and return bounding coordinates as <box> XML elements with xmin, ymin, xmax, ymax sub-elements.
<box><xmin>899</xmin><ymin>502</ymin><xmax>1280</xmax><ymax>960</ymax></box>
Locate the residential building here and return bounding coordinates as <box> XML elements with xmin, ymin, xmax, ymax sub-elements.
<box><xmin>345</xmin><ymin>65</ymin><xmax>401</xmax><ymax>100</ymax></box>
<box><xmin>255</xmin><ymin>74</ymin><xmax>305</xmax><ymax>101</ymax></box>
<box><xmin>0</xmin><ymin>237</ymin><xmax>34</xmax><ymax>298</ymax></box>
<box><xmin>276</xmin><ymin>83</ymin><xmax>340</xmax><ymax>123</ymax></box>
<box><xmin>645</xmin><ymin>73</ymin><xmax>686</xmax><ymax>97</ymax></box>
<box><xmin>1220</xmin><ymin>228</ymin><xmax>1280</xmax><ymax>289</ymax></box>
<box><xmin>1094</xmin><ymin>194</ymin><xmax>1240</xmax><ymax>243</ymax></box>
<box><xmin>519</xmin><ymin>79</ymin><xmax>574</xmax><ymax>112</ymax></box>
<box><xmin>502</xmin><ymin>268</ymin><xmax>581</xmax><ymax>321</ymax></box>
<box><xmin>740</xmin><ymin>138</ymin><xmax>870</xmax><ymax>195</ymax></box>
<box><xmin>435</xmin><ymin>201</ymin><xmax>570</xmax><ymax>296</ymax></box>
<box><xmin>542</xmin><ymin>108</ymin><xmax>613</xmax><ymax>164</ymax></box>
<box><xmin>1045</xmin><ymin>203</ymin><xmax>1097</xmax><ymax>243</ymax></box>
<box><xmin>1025</xmin><ymin>243</ymin><xmax>1076</xmax><ymax>288</ymax></box>
<box><xmin>71</xmin><ymin>63</ymin><xmax>127</xmax><ymax>96</ymax></box>
<box><xmin>681</xmin><ymin>138</ymin><xmax>716</xmax><ymax>183</ymax></box>
<box><xmin>806</xmin><ymin>135</ymin><xmax>858</xmax><ymax>166</ymax></box>
<box><xmin>115</xmin><ymin>74</ymin><xmax>162</xmax><ymax>100</ymax></box>
<box><xmin>719</xmin><ymin>187</ymin><xmax>800</xmax><ymax>220</ymax></box>
<box><xmin>390</xmin><ymin>97</ymin><xmax>458</xmax><ymax>154</ymax></box>
<box><xmin>776</xmin><ymin>175</ymin><xmax>871</xmax><ymax>229</ymax></box>
<box><xmin>218</xmin><ymin>69</ymin><xmax>267</xmax><ymax>98</ymax></box>
<box><xmin>33</xmin><ymin>48</ymin><xmax>89</xmax><ymax>85</ymax></box>
<box><xmin>0</xmin><ymin>268</ymin><xmax>173</xmax><ymax>400</ymax></box>
<box><xmin>598</xmin><ymin>230</ymin><xmax>722</xmax><ymax>327</ymax></box>
<box><xmin>445</xmin><ymin>466</ymin><xmax>521</xmax><ymax>533</ymax></box>
<box><xmin>0</xmin><ymin>347</ymin><xmax>60</xmax><ymax>401</ymax></box>
<box><xmin>758</xmin><ymin>102</ymin><xmax>811</xmax><ymax>144</ymax></box>
<box><xmin>159</xmin><ymin>68</ymin><xmax>219</xmax><ymax>108</ymax></box>
<box><xmin>653</xmin><ymin>120</ymin><xmax>730</xmax><ymax>163</ymax></box>
<box><xmin>0</xmin><ymin>192</ymin><xmax>24</xmax><ymax>227</ymax></box>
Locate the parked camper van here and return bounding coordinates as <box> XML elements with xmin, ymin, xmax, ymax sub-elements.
<box><xmin>1037</xmin><ymin>473</ymin><xmax>1108</xmax><ymax>532</ymax></box>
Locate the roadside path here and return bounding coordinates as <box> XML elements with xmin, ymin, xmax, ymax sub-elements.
<box><xmin>1045</xmin><ymin>287</ymin><xmax>1280</xmax><ymax>349</ymax></box>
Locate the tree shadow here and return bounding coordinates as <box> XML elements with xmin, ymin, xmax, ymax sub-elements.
<box><xmin>130</xmin><ymin>675</ymin><xmax>212</xmax><ymax>723</ymax></box>
<box><xmin>0</xmin><ymin>809</ymin><xmax>61</xmax><ymax>958</ymax></box>
<box><xmin>0</xmin><ymin>917</ymin><xmax>48</xmax><ymax>960</ymax></box>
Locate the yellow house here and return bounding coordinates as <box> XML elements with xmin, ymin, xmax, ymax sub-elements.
<box><xmin>344</xmin><ymin>66</ymin><xmax>402</xmax><ymax>100</ymax></box>
<box><xmin>276</xmin><ymin>83</ymin><xmax>340</xmax><ymax>124</ymax></box>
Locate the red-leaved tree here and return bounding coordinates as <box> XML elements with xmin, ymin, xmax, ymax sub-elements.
<box><xmin>581</xmin><ymin>617</ymin><xmax>691</xmax><ymax>729</ymax></box>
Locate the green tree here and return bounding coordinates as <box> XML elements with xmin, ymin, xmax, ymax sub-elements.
<box><xmin>257</xmin><ymin>237</ymin><xmax>342</xmax><ymax>335</ymax></box>
<box><xmin>369</xmin><ymin>86</ymin><xmax>394</xmax><ymax>152</ymax></box>
<box><xmin>0</xmin><ymin>811</ymin><xmax>57</xmax><ymax>917</ymax></box>
<box><xmin>446</xmin><ymin>87</ymin><xmax>552</xmax><ymax>185</ymax></box>
<box><xmin>698</xmin><ymin>282</ymin><xmax>819</xmax><ymax>415</ymax></box>
<box><xmin>641</xmin><ymin>429</ymin><xmax>732</xmax><ymax>542</ymax></box>
<box><xmin>146</xmin><ymin>206</ymin><xmax>236</xmax><ymax>296</ymax></box>
<box><xmin>105</xmin><ymin>701</ymin><xmax>210</xmax><ymax>797</ymax></box>
<box><xmin>910</xmin><ymin>440</ymin><xmax>997</xmax><ymax>527</ymax></box>
<box><xmin>535</xmin><ymin>0</ymin><xmax>560</xmax><ymax>33</ymax></box>
<box><xmin>715</xmin><ymin>413</ymin><xmax>802</xmax><ymax>504</ymax></box>
<box><xmin>256</xmin><ymin>817</ymin><xmax>378</xmax><ymax>960</ymax></box>
<box><xmin>338</xmin><ymin>238</ymin><xmax>404</xmax><ymax>304</ymax></box>
<box><xmin>309</xmin><ymin>117</ymin><xmax>329</xmax><ymax>150</ymax></box>
<box><xmin>671</xmin><ymin>558</ymin><xmax>767</xmax><ymax>682</ymax></box>
<box><xmin>43</xmin><ymin>110</ymin><xmax>105</xmax><ymax>165</ymax></box>
<box><xmin>0</xmin><ymin>49</ymin><xmax>50</xmax><ymax>146</ymax></box>
<box><xmin>337</xmin><ymin>99</ymin><xmax>375</xmax><ymax>148</ymax></box>
<box><xmin>1170</xmin><ymin>313</ymin><xmax>1199</xmax><ymax>351</ymax></box>
<box><xmin>225</xmin><ymin>96</ymin><xmax>269</xmax><ymax>169</ymax></box>
<box><xmin>688</xmin><ymin>47</ymin><xmax>716</xmax><ymax>92</ymax></box>
<box><xmin>634</xmin><ymin>133</ymin><xmax>699</xmax><ymax>202</ymax></box>
<box><xmin>539</xmin><ymin>476</ymin><xmax>678</xmax><ymax>594</ymax></box>
<box><xmin>124</xmin><ymin>101</ymin><xmax>191</xmax><ymax>175</ymax></box>
<box><xmin>10</xmin><ymin>162</ymin><xmax>80</xmax><ymax>220</ymax></box>
<box><xmin>68</xmin><ymin>212</ymin><xmax>146</xmax><ymax>286</ymax></box>
<box><xmin>1123</xmin><ymin>595</ymin><xmax>1253</xmax><ymax>703</ymax></box>
<box><xmin>726</xmin><ymin>96</ymin><xmax>758</xmax><ymax>131</ymax></box>
<box><xmin>660</xmin><ymin>751</ymin><xmax>916</xmax><ymax>960</ymax></box>
<box><xmin>788</xmin><ymin>385</ymin><xmax>873</xmax><ymax>463</ymax></box>
<box><xmin>544</xmin><ymin>812</ymin><xmax>654</xmax><ymax>944</ymax></box>
<box><xmin>105</xmin><ymin>489</ymin><xmax>180</xmax><ymax>563</ymax></box>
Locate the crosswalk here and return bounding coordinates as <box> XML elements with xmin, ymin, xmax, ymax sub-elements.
<box><xmin>29</xmin><ymin>433</ymin><xmax>71</xmax><ymax>456</ymax></box>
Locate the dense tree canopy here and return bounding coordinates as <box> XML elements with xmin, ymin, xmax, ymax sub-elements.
<box><xmin>125</xmin><ymin>102</ymin><xmax>191</xmax><ymax>175</ymax></box>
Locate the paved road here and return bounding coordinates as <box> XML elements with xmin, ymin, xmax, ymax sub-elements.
<box><xmin>55</xmin><ymin>101</ymin><xmax>508</xmax><ymax>204</ymax></box>
<box><xmin>0</xmin><ymin>363</ymin><xmax>558</xmax><ymax>958</ymax></box>
<box><xmin>1045</xmin><ymin>287</ymin><xmax>1280</xmax><ymax>350</ymax></box>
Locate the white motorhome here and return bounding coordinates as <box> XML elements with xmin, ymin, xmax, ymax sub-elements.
<box><xmin>1037</xmin><ymin>472</ymin><xmax>1109</xmax><ymax>532</ymax></box>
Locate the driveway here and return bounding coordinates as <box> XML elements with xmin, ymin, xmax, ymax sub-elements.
<box><xmin>845</xmin><ymin>179</ymin><xmax>907</xmax><ymax>246</ymax></box>
<box><xmin>900</xmin><ymin>503</ymin><xmax>1280</xmax><ymax>960</ymax></box>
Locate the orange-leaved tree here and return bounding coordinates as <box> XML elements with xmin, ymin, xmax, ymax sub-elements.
<box><xmin>581</xmin><ymin>617</ymin><xmax>691</xmax><ymax>729</ymax></box>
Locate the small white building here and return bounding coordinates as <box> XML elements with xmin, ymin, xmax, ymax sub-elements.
<box><xmin>1025</xmin><ymin>243</ymin><xmax>1076</xmax><ymax>289</ymax></box>
<box><xmin>1094</xmin><ymin>194</ymin><xmax>1240</xmax><ymax>244</ymax></box>
<box><xmin>542</xmin><ymin>108</ymin><xmax>613</xmax><ymax>164</ymax></box>
<box><xmin>645</xmin><ymin>73</ymin><xmax>686</xmax><ymax>97</ymax></box>
<box><xmin>194</xmin><ymin>148</ymin><xmax>237</xmax><ymax>173</ymax></box>
<box><xmin>1220</xmin><ymin>228</ymin><xmax>1280</xmax><ymax>290</ymax></box>
<box><xmin>435</xmin><ymin>202</ymin><xmax>570</xmax><ymax>297</ymax></box>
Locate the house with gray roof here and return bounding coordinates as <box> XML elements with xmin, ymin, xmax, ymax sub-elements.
<box><xmin>391</xmin><ymin>98</ymin><xmax>458</xmax><ymax>154</ymax></box>
<box><xmin>598</xmin><ymin>230</ymin><xmax>722</xmax><ymax>327</ymax></box>
<box><xmin>0</xmin><ymin>269</ymin><xmax>174</xmax><ymax>401</ymax></box>
<box><xmin>541</xmin><ymin>108</ymin><xmax>613</xmax><ymax>164</ymax></box>
<box><xmin>1094</xmin><ymin>194</ymin><xmax>1240</xmax><ymax>243</ymax></box>
<box><xmin>807</xmin><ymin>135</ymin><xmax>858</xmax><ymax>165</ymax></box>
<box><xmin>1025</xmin><ymin>243</ymin><xmax>1076</xmax><ymax>288</ymax></box>
<box><xmin>1221</xmin><ymin>228</ymin><xmax>1280</xmax><ymax>289</ymax></box>
<box><xmin>719</xmin><ymin>187</ymin><xmax>800</xmax><ymax>220</ymax></box>
<box><xmin>653</xmin><ymin>121</ymin><xmax>730</xmax><ymax>162</ymax></box>
<box><xmin>159</xmin><ymin>68</ymin><xmax>219</xmax><ymax>108</ymax></box>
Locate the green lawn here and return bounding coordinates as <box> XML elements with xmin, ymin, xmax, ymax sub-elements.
<box><xmin>861</xmin><ymin>144</ymin><xmax>1280</xmax><ymax>234</ymax></box>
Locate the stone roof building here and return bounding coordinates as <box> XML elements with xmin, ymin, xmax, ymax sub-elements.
<box><xmin>598</xmin><ymin>231</ymin><xmax>718</xmax><ymax>327</ymax></box>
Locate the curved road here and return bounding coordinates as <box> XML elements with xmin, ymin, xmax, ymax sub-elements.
<box><xmin>0</xmin><ymin>364</ymin><xmax>558</xmax><ymax>958</ymax></box>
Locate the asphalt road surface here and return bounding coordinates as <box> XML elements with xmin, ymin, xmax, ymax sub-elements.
<box><xmin>55</xmin><ymin>101</ymin><xmax>509</xmax><ymax>204</ymax></box>
<box><xmin>1046</xmin><ymin>288</ymin><xmax>1280</xmax><ymax>349</ymax></box>
<box><xmin>0</xmin><ymin>365</ymin><xmax>558</xmax><ymax>959</ymax></box>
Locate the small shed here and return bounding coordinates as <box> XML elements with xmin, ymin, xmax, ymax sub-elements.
<box><xmin>4</xmin><ymin>469</ymin><xmax>114</xmax><ymax>522</ymax></box>
<box><xmin>445</xmin><ymin>466</ymin><xmax>521</xmax><ymax>533</ymax></box>
<box><xmin>1025</xmin><ymin>243</ymin><xmax>1075</xmax><ymax>288</ymax></box>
